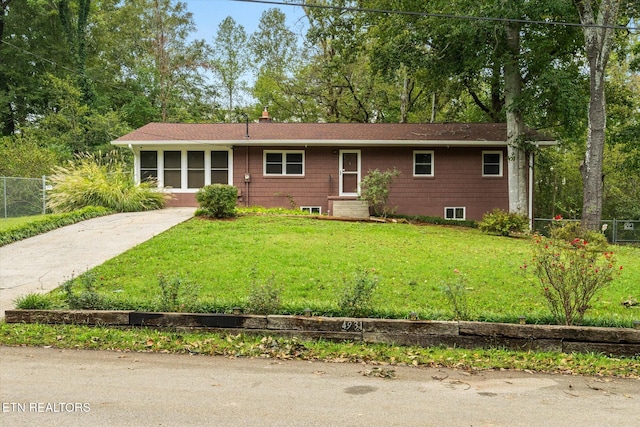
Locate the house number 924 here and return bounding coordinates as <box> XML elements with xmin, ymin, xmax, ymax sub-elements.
<box><xmin>341</xmin><ymin>321</ymin><xmax>364</xmax><ymax>332</ymax></box>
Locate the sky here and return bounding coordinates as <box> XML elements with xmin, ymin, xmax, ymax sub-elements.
<box><xmin>183</xmin><ymin>0</ymin><xmax>308</xmax><ymax>42</ymax></box>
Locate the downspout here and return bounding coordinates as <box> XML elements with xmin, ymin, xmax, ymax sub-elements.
<box><xmin>245</xmin><ymin>146</ymin><xmax>250</xmax><ymax>207</ymax></box>
<box><xmin>528</xmin><ymin>150</ymin><xmax>534</xmax><ymax>231</ymax></box>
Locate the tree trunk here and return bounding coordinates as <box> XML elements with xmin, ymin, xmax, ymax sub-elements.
<box><xmin>574</xmin><ymin>0</ymin><xmax>621</xmax><ymax>230</ymax></box>
<box><xmin>504</xmin><ymin>23</ymin><xmax>527</xmax><ymax>216</ymax></box>
<box><xmin>0</xmin><ymin>0</ymin><xmax>14</xmax><ymax>135</ymax></box>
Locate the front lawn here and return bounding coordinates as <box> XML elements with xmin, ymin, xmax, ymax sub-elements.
<box><xmin>52</xmin><ymin>214</ymin><xmax>640</xmax><ymax>326</ymax></box>
<box><xmin>0</xmin><ymin>206</ymin><xmax>112</xmax><ymax>246</ymax></box>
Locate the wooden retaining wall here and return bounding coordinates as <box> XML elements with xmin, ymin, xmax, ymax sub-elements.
<box><xmin>5</xmin><ymin>310</ymin><xmax>640</xmax><ymax>357</ymax></box>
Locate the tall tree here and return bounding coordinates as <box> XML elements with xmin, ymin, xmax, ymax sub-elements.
<box><xmin>212</xmin><ymin>16</ymin><xmax>248</xmax><ymax>119</ymax></box>
<box><xmin>57</xmin><ymin>0</ymin><xmax>94</xmax><ymax>104</ymax></box>
<box><xmin>573</xmin><ymin>0</ymin><xmax>628</xmax><ymax>229</ymax></box>
<box><xmin>249</xmin><ymin>8</ymin><xmax>307</xmax><ymax>120</ymax></box>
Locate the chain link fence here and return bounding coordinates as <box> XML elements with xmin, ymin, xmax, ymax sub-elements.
<box><xmin>1</xmin><ymin>176</ymin><xmax>48</xmax><ymax>218</ymax></box>
<box><xmin>534</xmin><ymin>218</ymin><xmax>640</xmax><ymax>244</ymax></box>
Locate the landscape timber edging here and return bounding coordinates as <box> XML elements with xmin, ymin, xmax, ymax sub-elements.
<box><xmin>4</xmin><ymin>309</ymin><xmax>640</xmax><ymax>357</ymax></box>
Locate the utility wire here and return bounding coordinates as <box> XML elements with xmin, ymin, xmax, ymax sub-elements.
<box><xmin>230</xmin><ymin>0</ymin><xmax>639</xmax><ymax>31</ymax></box>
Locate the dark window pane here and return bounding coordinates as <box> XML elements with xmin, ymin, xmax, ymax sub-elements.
<box><xmin>164</xmin><ymin>151</ymin><xmax>181</xmax><ymax>168</ymax></box>
<box><xmin>484</xmin><ymin>153</ymin><xmax>501</xmax><ymax>164</ymax></box>
<box><xmin>415</xmin><ymin>164</ymin><xmax>431</xmax><ymax>175</ymax></box>
<box><xmin>266</xmin><ymin>163</ymin><xmax>282</xmax><ymax>174</ymax></box>
<box><xmin>211</xmin><ymin>151</ymin><xmax>228</xmax><ymax>168</ymax></box>
<box><xmin>484</xmin><ymin>164</ymin><xmax>500</xmax><ymax>175</ymax></box>
<box><xmin>342</xmin><ymin>153</ymin><xmax>358</xmax><ymax>172</ymax></box>
<box><xmin>211</xmin><ymin>170</ymin><xmax>228</xmax><ymax>184</ymax></box>
<box><xmin>286</xmin><ymin>153</ymin><xmax>303</xmax><ymax>163</ymax></box>
<box><xmin>286</xmin><ymin>163</ymin><xmax>303</xmax><ymax>175</ymax></box>
<box><xmin>343</xmin><ymin>174</ymin><xmax>358</xmax><ymax>193</ymax></box>
<box><xmin>141</xmin><ymin>151</ymin><xmax>157</xmax><ymax>168</ymax></box>
<box><xmin>415</xmin><ymin>153</ymin><xmax>431</xmax><ymax>164</ymax></box>
<box><xmin>455</xmin><ymin>208</ymin><xmax>464</xmax><ymax>218</ymax></box>
<box><xmin>164</xmin><ymin>170</ymin><xmax>181</xmax><ymax>188</ymax></box>
<box><xmin>188</xmin><ymin>170</ymin><xmax>204</xmax><ymax>188</ymax></box>
<box><xmin>188</xmin><ymin>151</ymin><xmax>204</xmax><ymax>168</ymax></box>
<box><xmin>141</xmin><ymin>170</ymin><xmax>158</xmax><ymax>185</ymax></box>
<box><xmin>266</xmin><ymin>153</ymin><xmax>282</xmax><ymax>163</ymax></box>
<box><xmin>445</xmin><ymin>208</ymin><xmax>454</xmax><ymax>219</ymax></box>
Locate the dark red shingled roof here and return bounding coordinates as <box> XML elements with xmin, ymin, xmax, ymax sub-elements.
<box><xmin>114</xmin><ymin>122</ymin><xmax>554</xmax><ymax>143</ymax></box>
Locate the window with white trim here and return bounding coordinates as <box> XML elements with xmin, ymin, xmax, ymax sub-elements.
<box><xmin>163</xmin><ymin>151</ymin><xmax>182</xmax><ymax>188</ymax></box>
<box><xmin>264</xmin><ymin>150</ymin><xmax>304</xmax><ymax>176</ymax></box>
<box><xmin>140</xmin><ymin>151</ymin><xmax>158</xmax><ymax>185</ymax></box>
<box><xmin>211</xmin><ymin>151</ymin><xmax>229</xmax><ymax>184</ymax></box>
<box><xmin>482</xmin><ymin>151</ymin><xmax>503</xmax><ymax>177</ymax></box>
<box><xmin>413</xmin><ymin>150</ymin><xmax>434</xmax><ymax>176</ymax></box>
<box><xmin>445</xmin><ymin>207</ymin><xmax>466</xmax><ymax>220</ymax></box>
<box><xmin>188</xmin><ymin>151</ymin><xmax>205</xmax><ymax>188</ymax></box>
<box><xmin>300</xmin><ymin>206</ymin><xmax>321</xmax><ymax>214</ymax></box>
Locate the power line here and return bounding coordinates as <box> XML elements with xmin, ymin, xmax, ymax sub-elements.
<box><xmin>230</xmin><ymin>0</ymin><xmax>639</xmax><ymax>31</ymax></box>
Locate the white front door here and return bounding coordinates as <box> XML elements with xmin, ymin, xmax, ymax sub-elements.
<box><xmin>339</xmin><ymin>150</ymin><xmax>361</xmax><ymax>196</ymax></box>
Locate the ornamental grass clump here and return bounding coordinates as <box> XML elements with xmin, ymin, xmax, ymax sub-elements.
<box><xmin>525</xmin><ymin>224</ymin><xmax>622</xmax><ymax>326</ymax></box>
<box><xmin>47</xmin><ymin>151</ymin><xmax>169</xmax><ymax>212</ymax></box>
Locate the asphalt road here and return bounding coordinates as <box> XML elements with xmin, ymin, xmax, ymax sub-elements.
<box><xmin>1</xmin><ymin>346</ymin><xmax>638</xmax><ymax>427</ymax></box>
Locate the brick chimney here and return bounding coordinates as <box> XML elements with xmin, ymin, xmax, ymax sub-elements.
<box><xmin>258</xmin><ymin>107</ymin><xmax>272</xmax><ymax>123</ymax></box>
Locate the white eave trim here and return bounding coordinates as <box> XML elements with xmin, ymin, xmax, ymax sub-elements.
<box><xmin>113</xmin><ymin>138</ymin><xmax>556</xmax><ymax>148</ymax></box>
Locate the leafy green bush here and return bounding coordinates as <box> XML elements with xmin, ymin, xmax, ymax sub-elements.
<box><xmin>479</xmin><ymin>209</ymin><xmax>529</xmax><ymax>236</ymax></box>
<box><xmin>0</xmin><ymin>206</ymin><xmax>112</xmax><ymax>246</ymax></box>
<box><xmin>359</xmin><ymin>168</ymin><xmax>400</xmax><ymax>217</ymax></box>
<box><xmin>549</xmin><ymin>221</ymin><xmax>609</xmax><ymax>251</ymax></box>
<box><xmin>195</xmin><ymin>184</ymin><xmax>238</xmax><ymax>218</ymax></box>
<box><xmin>14</xmin><ymin>292</ymin><xmax>53</xmax><ymax>310</ymax></box>
<box><xmin>47</xmin><ymin>151</ymin><xmax>168</xmax><ymax>213</ymax></box>
<box><xmin>338</xmin><ymin>269</ymin><xmax>379</xmax><ymax>317</ymax></box>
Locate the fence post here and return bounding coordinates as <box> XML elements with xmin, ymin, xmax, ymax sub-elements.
<box><xmin>3</xmin><ymin>176</ymin><xmax>6</xmax><ymax>219</ymax></box>
<box><xmin>42</xmin><ymin>175</ymin><xmax>47</xmax><ymax>214</ymax></box>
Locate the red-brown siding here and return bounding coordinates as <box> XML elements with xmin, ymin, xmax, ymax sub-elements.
<box><xmin>225</xmin><ymin>145</ymin><xmax>509</xmax><ymax>221</ymax></box>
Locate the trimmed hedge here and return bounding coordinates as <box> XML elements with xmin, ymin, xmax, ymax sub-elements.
<box><xmin>0</xmin><ymin>206</ymin><xmax>112</xmax><ymax>246</ymax></box>
<box><xmin>195</xmin><ymin>184</ymin><xmax>238</xmax><ymax>218</ymax></box>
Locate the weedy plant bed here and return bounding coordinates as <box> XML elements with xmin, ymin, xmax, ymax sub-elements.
<box><xmin>30</xmin><ymin>214</ymin><xmax>640</xmax><ymax>327</ymax></box>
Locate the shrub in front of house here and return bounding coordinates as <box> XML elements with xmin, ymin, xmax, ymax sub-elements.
<box><xmin>479</xmin><ymin>208</ymin><xmax>529</xmax><ymax>236</ymax></box>
<box><xmin>47</xmin><ymin>151</ymin><xmax>168</xmax><ymax>212</ymax></box>
<box><xmin>196</xmin><ymin>184</ymin><xmax>238</xmax><ymax>218</ymax></box>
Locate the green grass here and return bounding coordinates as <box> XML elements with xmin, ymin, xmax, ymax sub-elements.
<box><xmin>53</xmin><ymin>214</ymin><xmax>640</xmax><ymax>326</ymax></box>
<box><xmin>0</xmin><ymin>214</ymin><xmax>49</xmax><ymax>231</ymax></box>
<box><xmin>0</xmin><ymin>206</ymin><xmax>113</xmax><ymax>246</ymax></box>
<box><xmin>1</xmin><ymin>323</ymin><xmax>638</xmax><ymax>377</ymax></box>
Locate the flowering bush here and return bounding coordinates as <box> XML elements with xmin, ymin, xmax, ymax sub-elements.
<box><xmin>524</xmin><ymin>232</ymin><xmax>622</xmax><ymax>325</ymax></box>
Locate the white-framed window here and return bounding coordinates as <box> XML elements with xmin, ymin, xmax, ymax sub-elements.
<box><xmin>445</xmin><ymin>207</ymin><xmax>466</xmax><ymax>220</ymax></box>
<box><xmin>413</xmin><ymin>150</ymin><xmax>434</xmax><ymax>176</ymax></box>
<box><xmin>211</xmin><ymin>151</ymin><xmax>229</xmax><ymax>184</ymax></box>
<box><xmin>163</xmin><ymin>151</ymin><xmax>182</xmax><ymax>188</ymax></box>
<box><xmin>140</xmin><ymin>151</ymin><xmax>158</xmax><ymax>185</ymax></box>
<box><xmin>187</xmin><ymin>151</ymin><xmax>205</xmax><ymax>188</ymax></box>
<box><xmin>137</xmin><ymin>148</ymin><xmax>232</xmax><ymax>191</ymax></box>
<box><xmin>300</xmin><ymin>206</ymin><xmax>321</xmax><ymax>214</ymax></box>
<box><xmin>482</xmin><ymin>151</ymin><xmax>503</xmax><ymax>177</ymax></box>
<box><xmin>264</xmin><ymin>150</ymin><xmax>304</xmax><ymax>176</ymax></box>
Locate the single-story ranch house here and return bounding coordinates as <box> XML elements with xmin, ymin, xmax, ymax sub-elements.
<box><xmin>113</xmin><ymin>116</ymin><xmax>555</xmax><ymax>221</ymax></box>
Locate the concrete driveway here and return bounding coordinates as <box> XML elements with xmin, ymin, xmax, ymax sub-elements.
<box><xmin>0</xmin><ymin>208</ymin><xmax>195</xmax><ymax>318</ymax></box>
